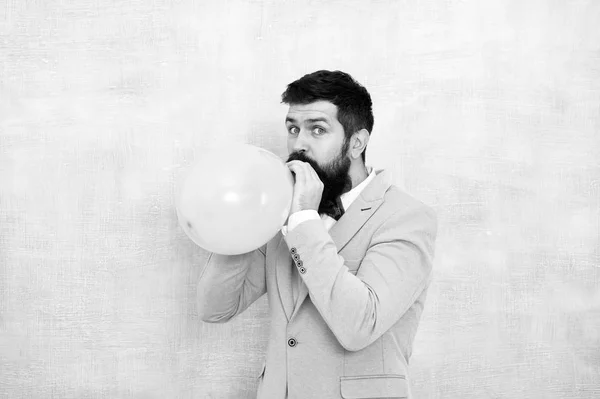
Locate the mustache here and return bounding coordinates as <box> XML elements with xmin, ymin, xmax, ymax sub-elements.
<box><xmin>286</xmin><ymin>151</ymin><xmax>311</xmax><ymax>163</ymax></box>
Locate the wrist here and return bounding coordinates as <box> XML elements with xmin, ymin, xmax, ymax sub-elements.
<box><xmin>290</xmin><ymin>204</ymin><xmax>318</xmax><ymax>214</ymax></box>
<box><xmin>288</xmin><ymin>209</ymin><xmax>320</xmax><ymax>232</ymax></box>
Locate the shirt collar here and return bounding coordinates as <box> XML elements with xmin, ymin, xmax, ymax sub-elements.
<box><xmin>340</xmin><ymin>166</ymin><xmax>376</xmax><ymax>211</ymax></box>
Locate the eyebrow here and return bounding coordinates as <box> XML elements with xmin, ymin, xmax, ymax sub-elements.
<box><xmin>285</xmin><ymin>117</ymin><xmax>330</xmax><ymax>125</ymax></box>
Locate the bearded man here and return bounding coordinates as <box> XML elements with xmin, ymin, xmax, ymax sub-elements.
<box><xmin>197</xmin><ymin>70</ymin><xmax>438</xmax><ymax>399</ymax></box>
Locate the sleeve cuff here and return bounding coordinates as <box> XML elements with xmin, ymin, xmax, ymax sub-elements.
<box><xmin>281</xmin><ymin>210</ymin><xmax>320</xmax><ymax>236</ymax></box>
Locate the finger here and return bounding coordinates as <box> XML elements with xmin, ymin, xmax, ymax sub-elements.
<box><xmin>288</xmin><ymin>161</ymin><xmax>323</xmax><ymax>186</ymax></box>
<box><xmin>290</xmin><ymin>161</ymin><xmax>320</xmax><ymax>185</ymax></box>
<box><xmin>286</xmin><ymin>161</ymin><xmax>307</xmax><ymax>185</ymax></box>
<box><xmin>286</xmin><ymin>160</ymin><xmax>307</xmax><ymax>168</ymax></box>
<box><xmin>301</xmin><ymin>162</ymin><xmax>322</xmax><ymax>184</ymax></box>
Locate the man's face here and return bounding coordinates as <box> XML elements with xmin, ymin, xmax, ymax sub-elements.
<box><xmin>285</xmin><ymin>101</ymin><xmax>352</xmax><ymax>205</ymax></box>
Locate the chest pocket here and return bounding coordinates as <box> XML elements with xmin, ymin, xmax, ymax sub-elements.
<box><xmin>340</xmin><ymin>374</ymin><xmax>408</xmax><ymax>398</ymax></box>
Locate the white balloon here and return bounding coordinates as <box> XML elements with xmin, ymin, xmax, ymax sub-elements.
<box><xmin>176</xmin><ymin>143</ymin><xmax>293</xmax><ymax>255</ymax></box>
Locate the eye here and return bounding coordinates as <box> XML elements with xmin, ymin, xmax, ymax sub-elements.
<box><xmin>288</xmin><ymin>126</ymin><xmax>299</xmax><ymax>135</ymax></box>
<box><xmin>312</xmin><ymin>126</ymin><xmax>326</xmax><ymax>135</ymax></box>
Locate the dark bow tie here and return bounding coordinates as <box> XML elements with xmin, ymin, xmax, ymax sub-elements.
<box><xmin>319</xmin><ymin>196</ymin><xmax>345</xmax><ymax>221</ymax></box>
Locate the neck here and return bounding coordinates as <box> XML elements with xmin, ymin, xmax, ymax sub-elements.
<box><xmin>348</xmin><ymin>160</ymin><xmax>369</xmax><ymax>191</ymax></box>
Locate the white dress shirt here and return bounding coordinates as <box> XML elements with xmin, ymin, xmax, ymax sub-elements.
<box><xmin>281</xmin><ymin>166</ymin><xmax>377</xmax><ymax>304</ymax></box>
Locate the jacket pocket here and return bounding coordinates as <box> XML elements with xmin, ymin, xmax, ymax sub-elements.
<box><xmin>340</xmin><ymin>374</ymin><xmax>407</xmax><ymax>399</ymax></box>
<box><xmin>256</xmin><ymin>362</ymin><xmax>267</xmax><ymax>397</ymax></box>
<box><xmin>256</xmin><ymin>362</ymin><xmax>266</xmax><ymax>380</ymax></box>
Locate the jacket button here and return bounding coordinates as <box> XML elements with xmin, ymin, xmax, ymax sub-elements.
<box><xmin>287</xmin><ymin>338</ymin><xmax>297</xmax><ymax>347</ymax></box>
<box><xmin>292</xmin><ymin>253</ymin><xmax>300</xmax><ymax>261</ymax></box>
<box><xmin>299</xmin><ymin>267</ymin><xmax>306</xmax><ymax>274</ymax></box>
<box><xmin>290</xmin><ymin>247</ymin><xmax>297</xmax><ymax>254</ymax></box>
<box><xmin>296</xmin><ymin>260</ymin><xmax>303</xmax><ymax>267</ymax></box>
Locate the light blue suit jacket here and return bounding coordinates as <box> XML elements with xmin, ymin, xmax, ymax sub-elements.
<box><xmin>197</xmin><ymin>169</ymin><xmax>438</xmax><ymax>398</ymax></box>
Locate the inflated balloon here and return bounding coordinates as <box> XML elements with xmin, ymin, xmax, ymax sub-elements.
<box><xmin>175</xmin><ymin>143</ymin><xmax>294</xmax><ymax>255</ymax></box>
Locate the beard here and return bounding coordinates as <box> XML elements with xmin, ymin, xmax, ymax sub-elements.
<box><xmin>286</xmin><ymin>139</ymin><xmax>352</xmax><ymax>213</ymax></box>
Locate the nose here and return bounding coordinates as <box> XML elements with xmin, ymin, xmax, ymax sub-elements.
<box><xmin>291</xmin><ymin>130</ymin><xmax>310</xmax><ymax>153</ymax></box>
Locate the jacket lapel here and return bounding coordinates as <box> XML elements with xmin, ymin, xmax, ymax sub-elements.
<box><xmin>289</xmin><ymin>169</ymin><xmax>393</xmax><ymax>322</ymax></box>
<box><xmin>328</xmin><ymin>195</ymin><xmax>384</xmax><ymax>253</ymax></box>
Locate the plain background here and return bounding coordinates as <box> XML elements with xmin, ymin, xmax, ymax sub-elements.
<box><xmin>1</xmin><ymin>0</ymin><xmax>599</xmax><ymax>398</ymax></box>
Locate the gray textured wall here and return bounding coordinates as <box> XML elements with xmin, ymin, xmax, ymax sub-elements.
<box><xmin>1</xmin><ymin>0</ymin><xmax>599</xmax><ymax>398</ymax></box>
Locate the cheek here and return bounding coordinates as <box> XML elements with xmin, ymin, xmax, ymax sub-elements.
<box><xmin>324</xmin><ymin>140</ymin><xmax>344</xmax><ymax>161</ymax></box>
<box><xmin>310</xmin><ymin>151</ymin><xmax>334</xmax><ymax>171</ymax></box>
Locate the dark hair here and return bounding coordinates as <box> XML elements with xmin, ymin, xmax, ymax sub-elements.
<box><xmin>281</xmin><ymin>70</ymin><xmax>374</xmax><ymax>163</ymax></box>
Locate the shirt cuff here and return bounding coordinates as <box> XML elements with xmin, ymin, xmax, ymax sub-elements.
<box><xmin>281</xmin><ymin>210</ymin><xmax>320</xmax><ymax>236</ymax></box>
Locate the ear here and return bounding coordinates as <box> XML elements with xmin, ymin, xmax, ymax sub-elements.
<box><xmin>350</xmin><ymin>129</ymin><xmax>370</xmax><ymax>159</ymax></box>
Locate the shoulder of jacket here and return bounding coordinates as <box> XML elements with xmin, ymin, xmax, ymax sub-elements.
<box><xmin>381</xmin><ymin>185</ymin><xmax>437</xmax><ymax>221</ymax></box>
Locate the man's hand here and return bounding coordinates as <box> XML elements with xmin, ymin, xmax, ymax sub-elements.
<box><xmin>286</xmin><ymin>160</ymin><xmax>324</xmax><ymax>215</ymax></box>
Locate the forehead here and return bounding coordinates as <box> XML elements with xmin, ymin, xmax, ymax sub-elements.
<box><xmin>285</xmin><ymin>100</ymin><xmax>339</xmax><ymax>124</ymax></box>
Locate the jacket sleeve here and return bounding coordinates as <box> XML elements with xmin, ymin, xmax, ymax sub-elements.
<box><xmin>196</xmin><ymin>244</ymin><xmax>267</xmax><ymax>323</ymax></box>
<box><xmin>283</xmin><ymin>205</ymin><xmax>437</xmax><ymax>351</ymax></box>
